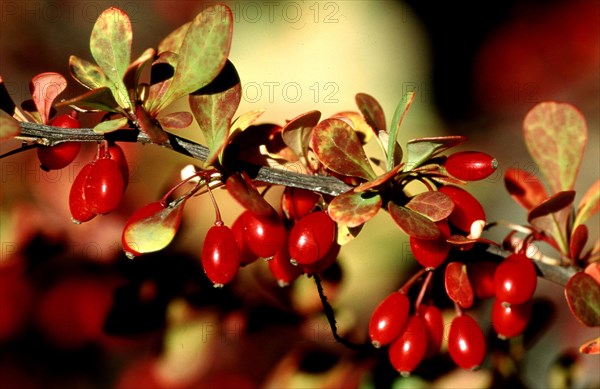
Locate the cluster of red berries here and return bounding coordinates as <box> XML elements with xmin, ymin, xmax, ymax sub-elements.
<box><xmin>202</xmin><ymin>186</ymin><xmax>339</xmax><ymax>288</ymax></box>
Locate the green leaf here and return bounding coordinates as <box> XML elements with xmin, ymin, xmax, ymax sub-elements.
<box><xmin>123</xmin><ymin>47</ymin><xmax>156</xmax><ymax>91</ymax></box>
<box><xmin>574</xmin><ymin>180</ymin><xmax>600</xmax><ymax>229</ymax></box>
<box><xmin>387</xmin><ymin>202</ymin><xmax>440</xmax><ymax>239</ymax></box>
<box><xmin>311</xmin><ymin>118</ymin><xmax>376</xmax><ymax>180</ymax></box>
<box><xmin>158</xmin><ymin>4</ymin><xmax>233</xmax><ymax>112</ymax></box>
<box><xmin>328</xmin><ymin>191</ymin><xmax>382</xmax><ymax>228</ymax></box>
<box><xmin>158</xmin><ymin>21</ymin><xmax>191</xmax><ymax>54</ymax></box>
<box><xmin>504</xmin><ymin>167</ymin><xmax>548</xmax><ymax>210</ymax></box>
<box><xmin>135</xmin><ymin>104</ymin><xmax>169</xmax><ymax>144</ymax></box>
<box><xmin>146</xmin><ymin>52</ymin><xmax>179</xmax><ymax>115</ymax></box>
<box><xmin>355</xmin><ymin>93</ymin><xmax>386</xmax><ymax>133</ymax></box>
<box><xmin>565</xmin><ymin>272</ymin><xmax>600</xmax><ymax>327</ymax></box>
<box><xmin>225</xmin><ymin>172</ymin><xmax>275</xmax><ymax>217</ymax></box>
<box><xmin>523</xmin><ymin>102</ymin><xmax>587</xmax><ymax>194</ymax></box>
<box><xmin>405</xmin><ymin>191</ymin><xmax>454</xmax><ymax>222</ymax></box>
<box><xmin>69</xmin><ymin>55</ymin><xmax>112</xmax><ymax>90</ymax></box>
<box><xmin>354</xmin><ymin>163</ymin><xmax>403</xmax><ymax>192</ymax></box>
<box><xmin>445</xmin><ymin>262</ymin><xmax>474</xmax><ymax>309</ymax></box>
<box><xmin>56</xmin><ymin>87</ymin><xmax>122</xmax><ymax>113</ymax></box>
<box><xmin>189</xmin><ymin>60</ymin><xmax>241</xmax><ymax>166</ymax></box>
<box><xmin>93</xmin><ymin>117</ymin><xmax>129</xmax><ymax>133</ymax></box>
<box><xmin>0</xmin><ymin>109</ymin><xmax>20</xmax><ymax>140</ymax></box>
<box><xmin>388</xmin><ymin>91</ymin><xmax>415</xmax><ymax>169</ymax></box>
<box><xmin>404</xmin><ymin>136</ymin><xmax>466</xmax><ymax>172</ymax></box>
<box><xmin>158</xmin><ymin>111</ymin><xmax>193</xmax><ymax>130</ymax></box>
<box><xmin>281</xmin><ymin>110</ymin><xmax>321</xmax><ymax>161</ymax></box>
<box><xmin>29</xmin><ymin>72</ymin><xmax>67</xmax><ymax>124</ymax></box>
<box><xmin>90</xmin><ymin>7</ymin><xmax>132</xmax><ymax>109</ymax></box>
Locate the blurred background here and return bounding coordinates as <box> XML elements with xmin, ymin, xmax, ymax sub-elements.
<box><xmin>0</xmin><ymin>0</ymin><xmax>598</xmax><ymax>388</ymax></box>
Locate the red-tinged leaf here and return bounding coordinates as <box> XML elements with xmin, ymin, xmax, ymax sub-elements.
<box><xmin>388</xmin><ymin>92</ymin><xmax>415</xmax><ymax>169</ymax></box>
<box><xmin>445</xmin><ymin>262</ymin><xmax>474</xmax><ymax>308</ymax></box>
<box><xmin>523</xmin><ymin>102</ymin><xmax>587</xmax><ymax>194</ymax></box>
<box><xmin>574</xmin><ymin>180</ymin><xmax>600</xmax><ymax>229</ymax></box>
<box><xmin>56</xmin><ymin>87</ymin><xmax>122</xmax><ymax>113</ymax></box>
<box><xmin>579</xmin><ymin>337</ymin><xmax>600</xmax><ymax>354</ymax></box>
<box><xmin>354</xmin><ymin>163</ymin><xmax>403</xmax><ymax>192</ymax></box>
<box><xmin>565</xmin><ymin>272</ymin><xmax>600</xmax><ymax>327</ymax></box>
<box><xmin>189</xmin><ymin>60</ymin><xmax>241</xmax><ymax>165</ymax></box>
<box><xmin>230</xmin><ymin>109</ymin><xmax>266</xmax><ymax>135</ymax></box>
<box><xmin>93</xmin><ymin>117</ymin><xmax>128</xmax><ymax>134</ymax></box>
<box><xmin>122</xmin><ymin>201</ymin><xmax>185</xmax><ymax>257</ymax></box>
<box><xmin>331</xmin><ymin>111</ymin><xmax>375</xmax><ymax>144</ymax></box>
<box><xmin>406</xmin><ymin>191</ymin><xmax>454</xmax><ymax>222</ymax></box>
<box><xmin>570</xmin><ymin>224</ymin><xmax>589</xmax><ymax>261</ymax></box>
<box><xmin>585</xmin><ymin>263</ymin><xmax>600</xmax><ymax>285</ymax></box>
<box><xmin>388</xmin><ymin>202</ymin><xmax>440</xmax><ymax>240</ymax></box>
<box><xmin>328</xmin><ymin>191</ymin><xmax>382</xmax><ymax>228</ymax></box>
<box><xmin>355</xmin><ymin>93</ymin><xmax>386</xmax><ymax>133</ymax></box>
<box><xmin>226</xmin><ymin>173</ymin><xmax>275</xmax><ymax>217</ymax></box>
<box><xmin>146</xmin><ymin>52</ymin><xmax>178</xmax><ymax>114</ymax></box>
<box><xmin>446</xmin><ymin>234</ymin><xmax>498</xmax><ymax>248</ymax></box>
<box><xmin>159</xmin><ymin>4</ymin><xmax>232</xmax><ymax>111</ymax></box>
<box><xmin>528</xmin><ymin>190</ymin><xmax>575</xmax><ymax>222</ymax></box>
<box><xmin>504</xmin><ymin>167</ymin><xmax>548</xmax><ymax>210</ymax></box>
<box><xmin>158</xmin><ymin>111</ymin><xmax>193</xmax><ymax>130</ymax></box>
<box><xmin>89</xmin><ymin>7</ymin><xmax>132</xmax><ymax>109</ymax></box>
<box><xmin>135</xmin><ymin>104</ymin><xmax>169</xmax><ymax>144</ymax></box>
<box><xmin>405</xmin><ymin>136</ymin><xmax>467</xmax><ymax>171</ymax></box>
<box><xmin>311</xmin><ymin>118</ymin><xmax>376</xmax><ymax>180</ymax></box>
<box><xmin>0</xmin><ymin>109</ymin><xmax>20</xmax><ymax>140</ymax></box>
<box><xmin>281</xmin><ymin>110</ymin><xmax>321</xmax><ymax>161</ymax></box>
<box><xmin>29</xmin><ymin>72</ymin><xmax>67</xmax><ymax>124</ymax></box>
<box><xmin>158</xmin><ymin>21</ymin><xmax>191</xmax><ymax>54</ymax></box>
<box><xmin>123</xmin><ymin>48</ymin><xmax>155</xmax><ymax>90</ymax></box>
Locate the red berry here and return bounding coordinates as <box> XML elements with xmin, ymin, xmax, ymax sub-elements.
<box><xmin>410</xmin><ymin>220</ymin><xmax>451</xmax><ymax>269</ymax></box>
<box><xmin>231</xmin><ymin>212</ymin><xmax>259</xmax><ymax>265</ymax></box>
<box><xmin>491</xmin><ymin>298</ymin><xmax>532</xmax><ymax>339</ymax></box>
<box><xmin>438</xmin><ymin>185</ymin><xmax>486</xmax><ymax>233</ymax></box>
<box><xmin>281</xmin><ymin>187</ymin><xmax>320</xmax><ymax>221</ymax></box>
<box><xmin>445</xmin><ymin>151</ymin><xmax>497</xmax><ymax>181</ymax></box>
<box><xmin>368</xmin><ymin>291</ymin><xmax>410</xmax><ymax>348</ymax></box>
<box><xmin>448</xmin><ymin>314</ymin><xmax>486</xmax><ymax>370</ymax></box>
<box><xmin>107</xmin><ymin>143</ymin><xmax>129</xmax><ymax>188</ymax></box>
<box><xmin>84</xmin><ymin>158</ymin><xmax>126</xmax><ymax>214</ymax></box>
<box><xmin>201</xmin><ymin>225</ymin><xmax>240</xmax><ymax>287</ymax></box>
<box><xmin>288</xmin><ymin>211</ymin><xmax>336</xmax><ymax>265</ymax></box>
<box><xmin>388</xmin><ymin>315</ymin><xmax>428</xmax><ymax>376</ymax></box>
<box><xmin>494</xmin><ymin>253</ymin><xmax>537</xmax><ymax>305</ymax></box>
<box><xmin>417</xmin><ymin>304</ymin><xmax>444</xmax><ymax>358</ymax></box>
<box><xmin>69</xmin><ymin>163</ymin><xmax>97</xmax><ymax>224</ymax></box>
<box><xmin>37</xmin><ymin>112</ymin><xmax>81</xmax><ymax>170</ymax></box>
<box><xmin>468</xmin><ymin>260</ymin><xmax>498</xmax><ymax>300</ymax></box>
<box><xmin>268</xmin><ymin>246</ymin><xmax>303</xmax><ymax>287</ymax></box>
<box><xmin>237</xmin><ymin>211</ymin><xmax>287</xmax><ymax>259</ymax></box>
<box><xmin>302</xmin><ymin>242</ymin><xmax>341</xmax><ymax>275</ymax></box>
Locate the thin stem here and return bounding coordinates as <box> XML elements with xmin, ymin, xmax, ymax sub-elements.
<box><xmin>0</xmin><ymin>142</ymin><xmax>39</xmax><ymax>159</ymax></box>
<box><xmin>414</xmin><ymin>270</ymin><xmax>434</xmax><ymax>311</ymax></box>
<box><xmin>204</xmin><ymin>172</ymin><xmax>223</xmax><ymax>226</ymax></box>
<box><xmin>313</xmin><ymin>274</ymin><xmax>371</xmax><ymax>352</ymax></box>
<box><xmin>398</xmin><ymin>267</ymin><xmax>427</xmax><ymax>294</ymax></box>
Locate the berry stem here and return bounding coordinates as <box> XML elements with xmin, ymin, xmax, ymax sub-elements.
<box><xmin>204</xmin><ymin>172</ymin><xmax>223</xmax><ymax>226</ymax></box>
<box><xmin>414</xmin><ymin>270</ymin><xmax>434</xmax><ymax>310</ymax></box>
<box><xmin>313</xmin><ymin>274</ymin><xmax>371</xmax><ymax>352</ymax></box>
<box><xmin>0</xmin><ymin>142</ymin><xmax>40</xmax><ymax>159</ymax></box>
<box><xmin>398</xmin><ymin>267</ymin><xmax>427</xmax><ymax>294</ymax></box>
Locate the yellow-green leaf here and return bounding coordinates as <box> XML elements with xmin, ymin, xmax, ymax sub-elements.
<box><xmin>93</xmin><ymin>117</ymin><xmax>128</xmax><ymax>133</ymax></box>
<box><xmin>0</xmin><ymin>109</ymin><xmax>20</xmax><ymax>140</ymax></box>
<box><xmin>574</xmin><ymin>180</ymin><xmax>600</xmax><ymax>229</ymax></box>
<box><xmin>387</xmin><ymin>91</ymin><xmax>414</xmax><ymax>169</ymax></box>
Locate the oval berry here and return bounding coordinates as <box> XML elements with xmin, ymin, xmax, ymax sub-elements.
<box><xmin>491</xmin><ymin>298</ymin><xmax>532</xmax><ymax>339</ymax></box>
<box><xmin>237</xmin><ymin>211</ymin><xmax>286</xmax><ymax>259</ymax></box>
<box><xmin>288</xmin><ymin>211</ymin><xmax>336</xmax><ymax>265</ymax></box>
<box><xmin>121</xmin><ymin>201</ymin><xmax>173</xmax><ymax>258</ymax></box>
<box><xmin>438</xmin><ymin>185</ymin><xmax>486</xmax><ymax>233</ymax></box>
<box><xmin>388</xmin><ymin>315</ymin><xmax>428</xmax><ymax>376</ymax></box>
<box><xmin>107</xmin><ymin>143</ymin><xmax>129</xmax><ymax>188</ymax></box>
<box><xmin>231</xmin><ymin>212</ymin><xmax>259</xmax><ymax>265</ymax></box>
<box><xmin>410</xmin><ymin>220</ymin><xmax>451</xmax><ymax>269</ymax></box>
<box><xmin>468</xmin><ymin>260</ymin><xmax>498</xmax><ymax>300</ymax></box>
<box><xmin>37</xmin><ymin>112</ymin><xmax>81</xmax><ymax>171</ymax></box>
<box><xmin>268</xmin><ymin>247</ymin><xmax>302</xmax><ymax>287</ymax></box>
<box><xmin>445</xmin><ymin>151</ymin><xmax>497</xmax><ymax>181</ymax></box>
<box><xmin>448</xmin><ymin>314</ymin><xmax>486</xmax><ymax>370</ymax></box>
<box><xmin>368</xmin><ymin>291</ymin><xmax>410</xmax><ymax>348</ymax></box>
<box><xmin>417</xmin><ymin>304</ymin><xmax>444</xmax><ymax>358</ymax></box>
<box><xmin>69</xmin><ymin>163</ymin><xmax>97</xmax><ymax>224</ymax></box>
<box><xmin>494</xmin><ymin>253</ymin><xmax>537</xmax><ymax>305</ymax></box>
<box><xmin>201</xmin><ymin>225</ymin><xmax>240</xmax><ymax>287</ymax></box>
<box><xmin>281</xmin><ymin>187</ymin><xmax>320</xmax><ymax>221</ymax></box>
<box><xmin>84</xmin><ymin>158</ymin><xmax>125</xmax><ymax>215</ymax></box>
<box><xmin>302</xmin><ymin>242</ymin><xmax>341</xmax><ymax>275</ymax></box>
